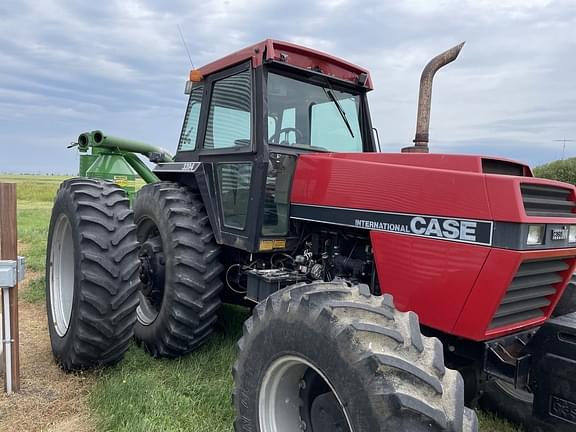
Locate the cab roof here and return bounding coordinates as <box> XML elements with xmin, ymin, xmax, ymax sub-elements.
<box><xmin>194</xmin><ymin>39</ymin><xmax>373</xmax><ymax>90</ymax></box>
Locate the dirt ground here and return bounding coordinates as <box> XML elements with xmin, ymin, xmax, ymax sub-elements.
<box><xmin>0</xmin><ymin>295</ymin><xmax>94</xmax><ymax>432</ymax></box>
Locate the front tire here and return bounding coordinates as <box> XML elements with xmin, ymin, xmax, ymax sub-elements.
<box><xmin>133</xmin><ymin>182</ymin><xmax>224</xmax><ymax>358</ymax></box>
<box><xmin>481</xmin><ymin>379</ymin><xmax>534</xmax><ymax>428</ymax></box>
<box><xmin>46</xmin><ymin>178</ymin><xmax>140</xmax><ymax>371</ymax></box>
<box><xmin>233</xmin><ymin>281</ymin><xmax>478</xmax><ymax>432</ymax></box>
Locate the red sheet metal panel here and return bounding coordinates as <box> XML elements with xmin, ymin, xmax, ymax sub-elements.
<box><xmin>455</xmin><ymin>248</ymin><xmax>576</xmax><ymax>340</ymax></box>
<box><xmin>371</xmin><ymin>230</ymin><xmax>490</xmax><ymax>335</ymax></box>
<box><xmin>196</xmin><ymin>39</ymin><xmax>373</xmax><ymax>89</ymax></box>
<box><xmin>291</xmin><ymin>153</ymin><xmax>493</xmax><ymax>220</ymax></box>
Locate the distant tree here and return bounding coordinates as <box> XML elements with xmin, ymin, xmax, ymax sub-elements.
<box><xmin>533</xmin><ymin>158</ymin><xmax>576</xmax><ymax>185</ymax></box>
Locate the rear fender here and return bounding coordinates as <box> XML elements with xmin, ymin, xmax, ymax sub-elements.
<box><xmin>153</xmin><ymin>161</ymin><xmax>223</xmax><ymax>244</ymax></box>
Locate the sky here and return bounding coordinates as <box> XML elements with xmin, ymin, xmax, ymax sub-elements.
<box><xmin>0</xmin><ymin>0</ymin><xmax>574</xmax><ymax>173</ymax></box>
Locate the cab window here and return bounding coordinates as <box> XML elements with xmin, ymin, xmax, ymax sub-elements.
<box><xmin>178</xmin><ymin>84</ymin><xmax>203</xmax><ymax>151</ymax></box>
<box><xmin>267</xmin><ymin>72</ymin><xmax>362</xmax><ymax>152</ymax></box>
<box><xmin>204</xmin><ymin>69</ymin><xmax>252</xmax><ymax>149</ymax></box>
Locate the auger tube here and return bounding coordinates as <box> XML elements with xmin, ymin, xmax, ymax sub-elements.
<box><xmin>90</xmin><ymin>130</ymin><xmax>173</xmax><ymax>163</ymax></box>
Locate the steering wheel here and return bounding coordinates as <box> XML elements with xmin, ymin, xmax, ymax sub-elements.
<box><xmin>274</xmin><ymin>127</ymin><xmax>304</xmax><ymax>145</ymax></box>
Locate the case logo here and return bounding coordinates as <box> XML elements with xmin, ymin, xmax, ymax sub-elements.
<box><xmin>551</xmin><ymin>227</ymin><xmax>569</xmax><ymax>241</ymax></box>
<box><xmin>355</xmin><ymin>216</ymin><xmax>481</xmax><ymax>243</ymax></box>
<box><xmin>410</xmin><ymin>217</ymin><xmax>478</xmax><ymax>242</ymax></box>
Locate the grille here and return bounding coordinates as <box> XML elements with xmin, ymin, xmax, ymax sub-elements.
<box><xmin>489</xmin><ymin>258</ymin><xmax>572</xmax><ymax>329</ymax></box>
<box><xmin>521</xmin><ymin>184</ymin><xmax>576</xmax><ymax>217</ymax></box>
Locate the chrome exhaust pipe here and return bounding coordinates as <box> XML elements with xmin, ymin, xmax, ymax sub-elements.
<box><xmin>402</xmin><ymin>42</ymin><xmax>465</xmax><ymax>153</ymax></box>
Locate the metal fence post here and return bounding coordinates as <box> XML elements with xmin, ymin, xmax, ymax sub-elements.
<box><xmin>0</xmin><ymin>183</ymin><xmax>20</xmax><ymax>393</ymax></box>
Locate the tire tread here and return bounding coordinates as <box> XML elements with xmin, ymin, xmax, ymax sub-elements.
<box><xmin>47</xmin><ymin>178</ymin><xmax>139</xmax><ymax>371</ymax></box>
<box><xmin>233</xmin><ymin>281</ymin><xmax>478</xmax><ymax>432</ymax></box>
<box><xmin>133</xmin><ymin>181</ymin><xmax>223</xmax><ymax>358</ymax></box>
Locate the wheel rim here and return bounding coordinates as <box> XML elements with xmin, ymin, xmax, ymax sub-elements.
<box><xmin>494</xmin><ymin>379</ymin><xmax>534</xmax><ymax>404</ymax></box>
<box><xmin>259</xmin><ymin>355</ymin><xmax>353</xmax><ymax>432</ymax></box>
<box><xmin>136</xmin><ymin>218</ymin><xmax>166</xmax><ymax>326</ymax></box>
<box><xmin>49</xmin><ymin>214</ymin><xmax>75</xmax><ymax>337</ymax></box>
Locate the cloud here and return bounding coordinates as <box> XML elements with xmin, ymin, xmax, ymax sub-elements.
<box><xmin>0</xmin><ymin>0</ymin><xmax>574</xmax><ymax>173</ymax></box>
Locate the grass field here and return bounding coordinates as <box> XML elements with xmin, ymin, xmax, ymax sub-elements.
<box><xmin>1</xmin><ymin>174</ymin><xmax>522</xmax><ymax>431</ymax></box>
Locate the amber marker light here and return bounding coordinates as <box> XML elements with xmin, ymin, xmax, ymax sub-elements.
<box><xmin>189</xmin><ymin>69</ymin><xmax>203</xmax><ymax>82</ymax></box>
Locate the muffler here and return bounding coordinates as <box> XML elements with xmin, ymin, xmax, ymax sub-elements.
<box><xmin>402</xmin><ymin>42</ymin><xmax>465</xmax><ymax>153</ymax></box>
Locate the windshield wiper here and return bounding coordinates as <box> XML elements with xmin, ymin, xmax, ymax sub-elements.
<box><xmin>322</xmin><ymin>80</ymin><xmax>354</xmax><ymax>138</ymax></box>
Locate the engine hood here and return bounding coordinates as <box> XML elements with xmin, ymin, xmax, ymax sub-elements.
<box><xmin>290</xmin><ymin>152</ymin><xmax>574</xmax><ymax>224</ymax></box>
<box><xmin>309</xmin><ymin>152</ymin><xmax>533</xmax><ymax>176</ymax></box>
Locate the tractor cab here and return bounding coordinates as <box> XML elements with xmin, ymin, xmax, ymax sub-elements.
<box><xmin>157</xmin><ymin>40</ymin><xmax>378</xmax><ymax>252</ymax></box>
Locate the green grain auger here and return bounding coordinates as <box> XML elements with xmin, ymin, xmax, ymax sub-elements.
<box><xmin>73</xmin><ymin>130</ymin><xmax>172</xmax><ymax>200</ymax></box>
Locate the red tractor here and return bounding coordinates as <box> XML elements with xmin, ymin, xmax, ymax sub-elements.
<box><xmin>46</xmin><ymin>40</ymin><xmax>576</xmax><ymax>431</ymax></box>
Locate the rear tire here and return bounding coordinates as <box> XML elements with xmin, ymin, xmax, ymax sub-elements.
<box><xmin>46</xmin><ymin>178</ymin><xmax>140</xmax><ymax>371</ymax></box>
<box><xmin>233</xmin><ymin>281</ymin><xmax>478</xmax><ymax>432</ymax></box>
<box><xmin>133</xmin><ymin>182</ymin><xmax>223</xmax><ymax>358</ymax></box>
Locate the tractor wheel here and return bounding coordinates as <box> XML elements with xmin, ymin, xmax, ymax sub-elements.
<box><xmin>133</xmin><ymin>182</ymin><xmax>223</xmax><ymax>358</ymax></box>
<box><xmin>233</xmin><ymin>281</ymin><xmax>478</xmax><ymax>432</ymax></box>
<box><xmin>46</xmin><ymin>178</ymin><xmax>140</xmax><ymax>371</ymax></box>
<box><xmin>480</xmin><ymin>379</ymin><xmax>535</xmax><ymax>429</ymax></box>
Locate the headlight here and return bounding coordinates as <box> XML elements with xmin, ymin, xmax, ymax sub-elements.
<box><xmin>570</xmin><ymin>226</ymin><xmax>576</xmax><ymax>243</ymax></box>
<box><xmin>527</xmin><ymin>224</ymin><xmax>545</xmax><ymax>245</ymax></box>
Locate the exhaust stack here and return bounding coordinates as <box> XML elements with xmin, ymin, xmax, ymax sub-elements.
<box><xmin>402</xmin><ymin>42</ymin><xmax>465</xmax><ymax>153</ymax></box>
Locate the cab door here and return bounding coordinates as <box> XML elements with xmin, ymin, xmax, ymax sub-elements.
<box><xmin>195</xmin><ymin>62</ymin><xmax>261</xmax><ymax>251</ymax></box>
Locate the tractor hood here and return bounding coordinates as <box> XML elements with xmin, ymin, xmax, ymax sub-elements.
<box><xmin>290</xmin><ymin>152</ymin><xmax>575</xmax><ymax>225</ymax></box>
<box><xmin>306</xmin><ymin>152</ymin><xmax>534</xmax><ymax>176</ymax></box>
<box><xmin>290</xmin><ymin>152</ymin><xmax>576</xmax><ymax>342</ymax></box>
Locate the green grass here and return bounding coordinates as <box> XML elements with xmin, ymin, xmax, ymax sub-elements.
<box><xmin>90</xmin><ymin>306</ymin><xmax>249</xmax><ymax>432</ymax></box>
<box><xmin>0</xmin><ymin>174</ymin><xmax>68</xmax><ymax>202</ymax></box>
<box><xmin>477</xmin><ymin>412</ymin><xmax>524</xmax><ymax>432</ymax></box>
<box><xmin>4</xmin><ymin>173</ymin><xmax>521</xmax><ymax>432</ymax></box>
